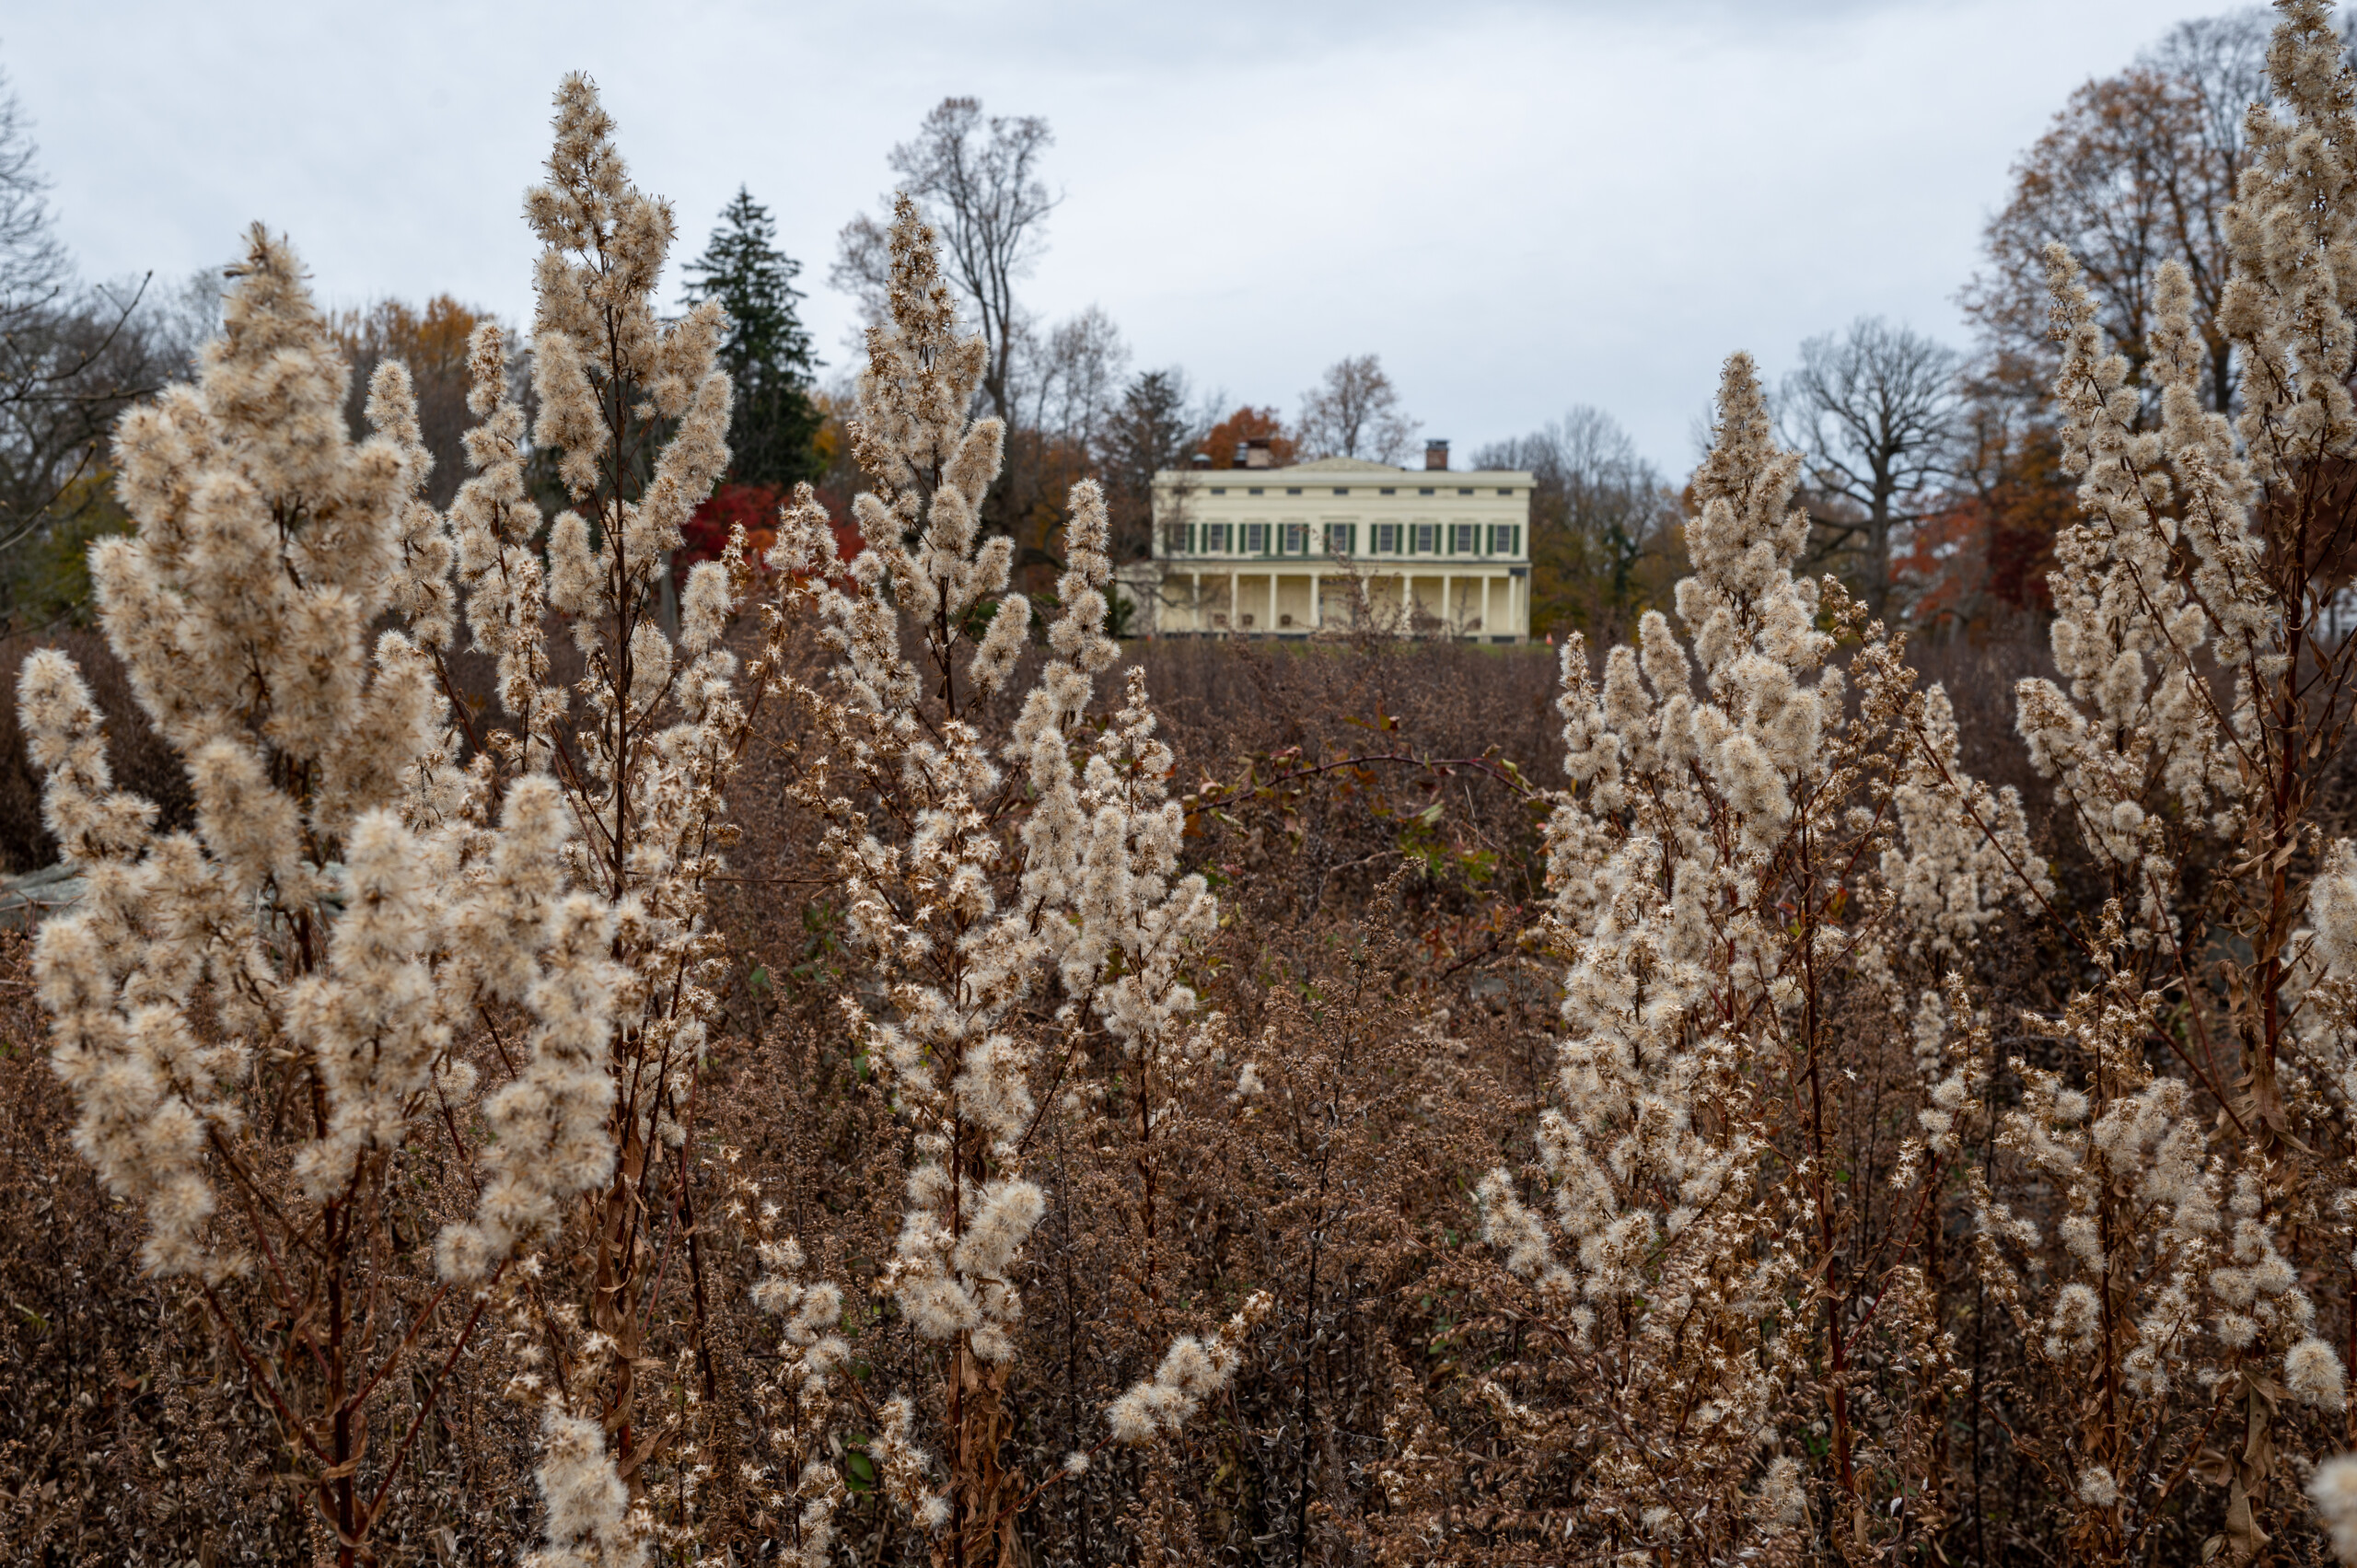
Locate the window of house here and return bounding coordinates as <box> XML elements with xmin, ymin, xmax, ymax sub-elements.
<box><xmin>1244</xmin><ymin>522</ymin><xmax>1268</xmax><ymax>553</ymax></box>
<box><xmin>1489</xmin><ymin>524</ymin><xmax>1519</xmax><ymax>556</ymax></box>
<box><xmin>1286</xmin><ymin>486</ymin><xmax>1303</xmax><ymax>495</ymax></box>
<box><xmin>1323</xmin><ymin>523</ymin><xmax>1355</xmax><ymax>555</ymax></box>
<box><xmin>1332</xmin><ymin>488</ymin><xmax>1350</xmax><ymax>496</ymax></box>
<box><xmin>1161</xmin><ymin>521</ymin><xmax>1191</xmax><ymax>555</ymax></box>
<box><xmin>1458</xmin><ymin>487</ymin><xmax>1473</xmax><ymax>496</ymax></box>
<box><xmin>1248</xmin><ymin>487</ymin><xmax>1264</xmax><ymax>495</ymax></box>
<box><xmin>1419</xmin><ymin>486</ymin><xmax>1436</xmax><ymax>495</ymax></box>
<box><xmin>1203</xmin><ymin>522</ymin><xmax>1231</xmax><ymax>553</ymax></box>
<box><xmin>1497</xmin><ymin>487</ymin><xmax>1514</xmax><ymax>496</ymax></box>
<box><xmin>1281</xmin><ymin>522</ymin><xmax>1308</xmax><ymax>553</ymax></box>
<box><xmin>1411</xmin><ymin>522</ymin><xmax>1438</xmax><ymax>553</ymax></box>
<box><xmin>1379</xmin><ymin>487</ymin><xmax>1397</xmax><ymax>495</ymax></box>
<box><xmin>1210</xmin><ymin>487</ymin><xmax>1225</xmax><ymax>495</ymax></box>
<box><xmin>1373</xmin><ymin>522</ymin><xmax>1400</xmax><ymax>553</ymax></box>
<box><xmin>1451</xmin><ymin>524</ymin><xmax>1480</xmax><ymax>554</ymax></box>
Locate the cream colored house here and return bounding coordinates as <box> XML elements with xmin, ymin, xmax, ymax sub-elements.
<box><xmin>1130</xmin><ymin>449</ymin><xmax>1534</xmax><ymax>641</ymax></box>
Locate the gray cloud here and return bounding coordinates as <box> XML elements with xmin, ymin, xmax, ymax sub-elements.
<box><xmin>10</xmin><ymin>0</ymin><xmax>2231</xmax><ymax>470</ymax></box>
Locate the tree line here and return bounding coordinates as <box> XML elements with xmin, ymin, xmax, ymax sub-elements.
<box><xmin>0</xmin><ymin>9</ymin><xmax>2320</xmax><ymax>647</ymax></box>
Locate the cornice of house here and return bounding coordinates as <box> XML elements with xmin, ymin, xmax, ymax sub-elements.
<box><xmin>1151</xmin><ymin>463</ymin><xmax>1537</xmax><ymax>484</ymax></box>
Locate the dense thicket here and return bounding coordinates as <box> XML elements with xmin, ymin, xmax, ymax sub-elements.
<box><xmin>22</xmin><ymin>6</ymin><xmax>2357</xmax><ymax>1567</ymax></box>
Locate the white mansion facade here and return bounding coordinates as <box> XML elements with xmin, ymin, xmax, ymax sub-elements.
<box><xmin>1127</xmin><ymin>448</ymin><xmax>1534</xmax><ymax>641</ymax></box>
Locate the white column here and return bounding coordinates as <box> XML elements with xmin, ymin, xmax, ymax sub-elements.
<box><xmin>1268</xmin><ymin>574</ymin><xmax>1278</xmax><ymax>636</ymax></box>
<box><xmin>1480</xmin><ymin>575</ymin><xmax>1492</xmax><ymax>636</ymax></box>
<box><xmin>1229</xmin><ymin>570</ymin><xmax>1238</xmax><ymax>634</ymax></box>
<box><xmin>1310</xmin><ymin>571</ymin><xmax>1321</xmax><ymax>629</ymax></box>
<box><xmin>1190</xmin><ymin>572</ymin><xmax>1201</xmax><ymax>633</ymax></box>
<box><xmin>1442</xmin><ymin>574</ymin><xmax>1453</xmax><ymax>637</ymax></box>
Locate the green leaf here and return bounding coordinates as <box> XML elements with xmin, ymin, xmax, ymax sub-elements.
<box><xmin>842</xmin><ymin>1437</ymin><xmax>878</xmax><ymax>1492</ymax></box>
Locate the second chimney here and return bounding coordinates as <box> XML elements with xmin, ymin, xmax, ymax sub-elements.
<box><xmin>1424</xmin><ymin>439</ymin><xmax>1450</xmax><ymax>471</ymax></box>
<box><xmin>1242</xmin><ymin>438</ymin><xmax>1275</xmax><ymax>470</ymax></box>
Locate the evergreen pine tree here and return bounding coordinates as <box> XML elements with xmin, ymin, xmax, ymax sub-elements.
<box><xmin>683</xmin><ymin>186</ymin><xmax>820</xmax><ymax>488</ymax></box>
<box><xmin>1101</xmin><ymin>368</ymin><xmax>1201</xmax><ymax>560</ymax></box>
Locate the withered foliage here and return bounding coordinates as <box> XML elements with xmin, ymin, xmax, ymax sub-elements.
<box><xmin>32</xmin><ymin>7</ymin><xmax>2357</xmax><ymax>1565</ymax></box>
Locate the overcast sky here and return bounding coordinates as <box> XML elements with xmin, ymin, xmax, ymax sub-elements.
<box><xmin>9</xmin><ymin>0</ymin><xmax>2247</xmax><ymax>473</ymax></box>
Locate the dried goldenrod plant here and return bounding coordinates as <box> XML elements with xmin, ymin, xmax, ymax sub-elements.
<box><xmin>44</xmin><ymin>7</ymin><xmax>2357</xmax><ymax>1563</ymax></box>
<box><xmin>18</xmin><ymin>72</ymin><xmax>780</xmax><ymax>1566</ymax></box>
<box><xmin>761</xmin><ymin>195</ymin><xmax>1261</xmax><ymax>1565</ymax></box>
<box><xmin>1966</xmin><ymin>4</ymin><xmax>2357</xmax><ymax>1560</ymax></box>
<box><xmin>17</xmin><ymin>224</ymin><xmax>627</xmax><ymax>1563</ymax></box>
<box><xmin>1475</xmin><ymin>350</ymin><xmax>2038</xmax><ymax>1562</ymax></box>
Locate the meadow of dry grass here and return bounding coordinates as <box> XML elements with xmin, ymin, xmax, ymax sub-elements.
<box><xmin>7</xmin><ymin>612</ymin><xmax>2312</xmax><ymax>1565</ymax></box>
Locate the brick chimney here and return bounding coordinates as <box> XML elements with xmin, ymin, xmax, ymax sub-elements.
<box><xmin>1424</xmin><ymin>439</ymin><xmax>1449</xmax><ymax>471</ymax></box>
<box><xmin>1242</xmin><ymin>438</ymin><xmax>1275</xmax><ymax>470</ymax></box>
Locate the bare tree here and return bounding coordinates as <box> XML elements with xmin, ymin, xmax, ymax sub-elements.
<box><xmin>1476</xmin><ymin>405</ymin><xmax>1678</xmax><ymax>640</ymax></box>
<box><xmin>1781</xmin><ymin>317</ymin><xmax>1962</xmax><ymax>617</ymax></box>
<box><xmin>1295</xmin><ymin>354</ymin><xmax>1415</xmax><ymax>463</ymax></box>
<box><xmin>0</xmin><ymin>286</ymin><xmax>159</xmax><ymax>527</ymax></box>
<box><xmin>1016</xmin><ymin>302</ymin><xmax>1128</xmax><ymax>455</ymax></box>
<box><xmin>1964</xmin><ymin>9</ymin><xmax>2270</xmax><ymax>413</ymax></box>
<box><xmin>832</xmin><ymin>97</ymin><xmax>1058</xmax><ymax>428</ymax></box>
<box><xmin>0</xmin><ymin>71</ymin><xmax>65</xmax><ymax>314</ymax></box>
<box><xmin>2154</xmin><ymin>9</ymin><xmax>2274</xmax><ymax>167</ymax></box>
<box><xmin>992</xmin><ymin>304</ymin><xmax>1130</xmax><ymax>575</ymax></box>
<box><xmin>0</xmin><ymin>74</ymin><xmax>186</xmax><ymax>589</ymax></box>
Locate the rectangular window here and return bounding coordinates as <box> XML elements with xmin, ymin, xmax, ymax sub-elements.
<box><xmin>1451</xmin><ymin>524</ymin><xmax>1480</xmax><ymax>554</ymax></box>
<box><xmin>1373</xmin><ymin>522</ymin><xmax>1400</xmax><ymax>553</ymax></box>
<box><xmin>1244</xmin><ymin>522</ymin><xmax>1268</xmax><ymax>554</ymax></box>
<box><xmin>1497</xmin><ymin>487</ymin><xmax>1515</xmax><ymax>496</ymax></box>
<box><xmin>1489</xmin><ymin>524</ymin><xmax>1519</xmax><ymax>556</ymax></box>
<box><xmin>1248</xmin><ymin>486</ymin><xmax>1264</xmax><ymax>496</ymax></box>
<box><xmin>1332</xmin><ymin>488</ymin><xmax>1350</xmax><ymax>496</ymax></box>
<box><xmin>1411</xmin><ymin>522</ymin><xmax>1438</xmax><ymax>553</ymax></box>
<box><xmin>1160</xmin><ymin>520</ymin><xmax>1190</xmax><ymax>556</ymax></box>
<box><xmin>1379</xmin><ymin>487</ymin><xmax>1397</xmax><ymax>495</ymax></box>
<box><xmin>1419</xmin><ymin>486</ymin><xmax>1436</xmax><ymax>495</ymax></box>
<box><xmin>1458</xmin><ymin>487</ymin><xmax>1474</xmax><ymax>496</ymax></box>
<box><xmin>1203</xmin><ymin>521</ymin><xmax>1231</xmax><ymax>553</ymax></box>
<box><xmin>1286</xmin><ymin>486</ymin><xmax>1303</xmax><ymax>495</ymax></box>
<box><xmin>1210</xmin><ymin>486</ymin><xmax>1226</xmax><ymax>496</ymax></box>
<box><xmin>1281</xmin><ymin>521</ymin><xmax>1309</xmax><ymax>554</ymax></box>
<box><xmin>1323</xmin><ymin>522</ymin><xmax>1355</xmax><ymax>555</ymax></box>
